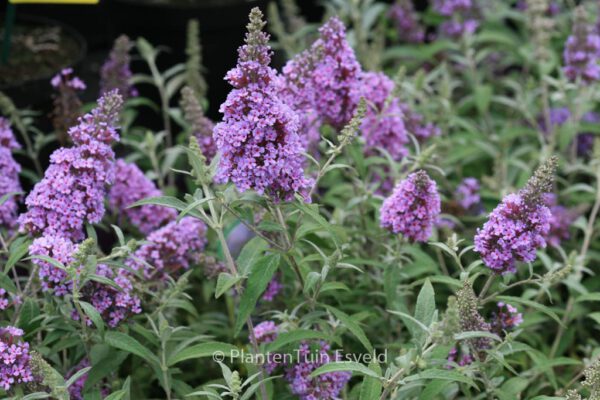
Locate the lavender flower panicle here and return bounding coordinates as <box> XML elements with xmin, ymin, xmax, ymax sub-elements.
<box><xmin>181</xmin><ymin>86</ymin><xmax>217</xmax><ymax>161</ymax></box>
<box><xmin>563</xmin><ymin>6</ymin><xmax>600</xmax><ymax>83</ymax></box>
<box><xmin>51</xmin><ymin>68</ymin><xmax>85</xmax><ymax>145</ymax></box>
<box><xmin>77</xmin><ymin>264</ymin><xmax>142</xmax><ymax>328</ymax></box>
<box><xmin>213</xmin><ymin>7</ymin><xmax>312</xmax><ymax>202</ymax></box>
<box><xmin>100</xmin><ymin>35</ymin><xmax>137</xmax><ymax>100</ymax></box>
<box><xmin>380</xmin><ymin>170</ymin><xmax>441</xmax><ymax>242</ymax></box>
<box><xmin>309</xmin><ymin>17</ymin><xmax>362</xmax><ymax>130</ymax></box>
<box><xmin>278</xmin><ymin>49</ymin><xmax>322</xmax><ymax>152</ymax></box>
<box><xmin>433</xmin><ymin>0</ymin><xmax>479</xmax><ymax>38</ymax></box>
<box><xmin>285</xmin><ymin>341</ymin><xmax>351</xmax><ymax>400</ymax></box>
<box><xmin>19</xmin><ymin>91</ymin><xmax>123</xmax><ymax>242</ymax></box>
<box><xmin>109</xmin><ymin>159</ymin><xmax>177</xmax><ymax>235</ymax></box>
<box><xmin>29</xmin><ymin>235</ymin><xmax>77</xmax><ymax>295</ymax></box>
<box><xmin>252</xmin><ymin>321</ymin><xmax>280</xmax><ymax>373</ymax></box>
<box><xmin>474</xmin><ymin>157</ymin><xmax>556</xmax><ymax>274</ymax></box>
<box><xmin>389</xmin><ymin>0</ymin><xmax>425</xmax><ymax>43</ymax></box>
<box><xmin>491</xmin><ymin>302</ymin><xmax>523</xmax><ymax>334</ymax></box>
<box><xmin>543</xmin><ymin>193</ymin><xmax>575</xmax><ymax>247</ymax></box>
<box><xmin>400</xmin><ymin>103</ymin><xmax>441</xmax><ymax>142</ymax></box>
<box><xmin>126</xmin><ymin>217</ymin><xmax>207</xmax><ymax>281</ymax></box>
<box><xmin>261</xmin><ymin>275</ymin><xmax>283</xmax><ymax>302</ymax></box>
<box><xmin>0</xmin><ymin>118</ymin><xmax>22</xmax><ymax>230</ymax></box>
<box><xmin>352</xmin><ymin>71</ymin><xmax>409</xmax><ymax>161</ymax></box>
<box><xmin>456</xmin><ymin>177</ymin><xmax>481</xmax><ymax>211</ymax></box>
<box><xmin>0</xmin><ymin>326</ymin><xmax>33</xmax><ymax>391</ymax></box>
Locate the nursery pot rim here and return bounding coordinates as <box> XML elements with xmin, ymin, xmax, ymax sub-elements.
<box><xmin>0</xmin><ymin>13</ymin><xmax>87</xmax><ymax>90</ymax></box>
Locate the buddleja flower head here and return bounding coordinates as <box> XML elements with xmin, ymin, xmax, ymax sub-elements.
<box><xmin>252</xmin><ymin>321</ymin><xmax>280</xmax><ymax>373</ymax></box>
<box><xmin>277</xmin><ymin>48</ymin><xmax>322</xmax><ymax>152</ymax></box>
<box><xmin>29</xmin><ymin>235</ymin><xmax>78</xmax><ymax>295</ymax></box>
<box><xmin>433</xmin><ymin>0</ymin><xmax>479</xmax><ymax>38</ymax></box>
<box><xmin>285</xmin><ymin>341</ymin><xmax>351</xmax><ymax>400</ymax></box>
<box><xmin>109</xmin><ymin>159</ymin><xmax>177</xmax><ymax>234</ymax></box>
<box><xmin>380</xmin><ymin>170</ymin><xmax>441</xmax><ymax>242</ymax></box>
<box><xmin>309</xmin><ymin>17</ymin><xmax>362</xmax><ymax>130</ymax></box>
<box><xmin>389</xmin><ymin>0</ymin><xmax>425</xmax><ymax>43</ymax></box>
<box><xmin>100</xmin><ymin>35</ymin><xmax>137</xmax><ymax>100</ymax></box>
<box><xmin>262</xmin><ymin>275</ymin><xmax>283</xmax><ymax>302</ymax></box>
<box><xmin>0</xmin><ymin>326</ymin><xmax>33</xmax><ymax>391</ymax></box>
<box><xmin>19</xmin><ymin>91</ymin><xmax>123</xmax><ymax>241</ymax></box>
<box><xmin>456</xmin><ymin>177</ymin><xmax>481</xmax><ymax>211</ymax></box>
<box><xmin>563</xmin><ymin>6</ymin><xmax>600</xmax><ymax>83</ymax></box>
<box><xmin>352</xmin><ymin>71</ymin><xmax>409</xmax><ymax>161</ymax></box>
<box><xmin>0</xmin><ymin>118</ymin><xmax>22</xmax><ymax>230</ymax></box>
<box><xmin>543</xmin><ymin>193</ymin><xmax>575</xmax><ymax>247</ymax></box>
<box><xmin>400</xmin><ymin>103</ymin><xmax>441</xmax><ymax>142</ymax></box>
<box><xmin>181</xmin><ymin>86</ymin><xmax>217</xmax><ymax>161</ymax></box>
<box><xmin>77</xmin><ymin>264</ymin><xmax>141</xmax><ymax>328</ymax></box>
<box><xmin>491</xmin><ymin>302</ymin><xmax>523</xmax><ymax>334</ymax></box>
<box><xmin>51</xmin><ymin>68</ymin><xmax>85</xmax><ymax>145</ymax></box>
<box><xmin>474</xmin><ymin>157</ymin><xmax>556</xmax><ymax>274</ymax></box>
<box><xmin>213</xmin><ymin>7</ymin><xmax>312</xmax><ymax>202</ymax></box>
<box><xmin>126</xmin><ymin>217</ymin><xmax>207</xmax><ymax>281</ymax></box>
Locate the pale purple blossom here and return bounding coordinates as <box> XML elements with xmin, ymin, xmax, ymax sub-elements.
<box><xmin>389</xmin><ymin>0</ymin><xmax>425</xmax><ymax>43</ymax></box>
<box><xmin>456</xmin><ymin>178</ymin><xmax>481</xmax><ymax>211</ymax></box>
<box><xmin>563</xmin><ymin>7</ymin><xmax>600</xmax><ymax>82</ymax></box>
<box><xmin>0</xmin><ymin>118</ymin><xmax>22</xmax><ymax>230</ymax></box>
<box><xmin>109</xmin><ymin>159</ymin><xmax>177</xmax><ymax>235</ymax></box>
<box><xmin>100</xmin><ymin>35</ymin><xmax>137</xmax><ymax>100</ymax></box>
<box><xmin>380</xmin><ymin>170</ymin><xmax>441</xmax><ymax>242</ymax></box>
<box><xmin>0</xmin><ymin>326</ymin><xmax>33</xmax><ymax>391</ymax></box>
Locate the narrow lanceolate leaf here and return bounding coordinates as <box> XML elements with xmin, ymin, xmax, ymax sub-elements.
<box><xmin>104</xmin><ymin>331</ymin><xmax>160</xmax><ymax>366</ymax></box>
<box><xmin>234</xmin><ymin>254</ymin><xmax>280</xmax><ymax>336</ymax></box>
<box><xmin>215</xmin><ymin>272</ymin><xmax>243</xmax><ymax>299</ymax></box>
<box><xmin>79</xmin><ymin>301</ymin><xmax>105</xmax><ymax>335</ymax></box>
<box><xmin>309</xmin><ymin>362</ymin><xmax>381</xmax><ymax>379</ymax></box>
<box><xmin>404</xmin><ymin>369</ymin><xmax>476</xmax><ymax>387</ymax></box>
<box><xmin>359</xmin><ymin>359</ymin><xmax>383</xmax><ymax>400</ymax></box>
<box><xmin>236</xmin><ymin>236</ymin><xmax>268</xmax><ymax>276</ymax></box>
<box><xmin>412</xmin><ymin>279</ymin><xmax>435</xmax><ymax>346</ymax></box>
<box><xmin>266</xmin><ymin>330</ymin><xmax>331</xmax><ymax>352</ymax></box>
<box><xmin>326</xmin><ymin>306</ymin><xmax>373</xmax><ymax>353</ymax></box>
<box><xmin>5</xmin><ymin>238</ymin><xmax>31</xmax><ymax>274</ymax></box>
<box><xmin>167</xmin><ymin>342</ymin><xmax>239</xmax><ymax>366</ymax></box>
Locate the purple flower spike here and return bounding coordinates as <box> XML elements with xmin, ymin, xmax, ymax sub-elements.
<box><xmin>563</xmin><ymin>6</ymin><xmax>600</xmax><ymax>83</ymax></box>
<box><xmin>213</xmin><ymin>8</ymin><xmax>312</xmax><ymax>202</ymax></box>
<box><xmin>0</xmin><ymin>118</ymin><xmax>22</xmax><ymax>230</ymax></box>
<box><xmin>126</xmin><ymin>217</ymin><xmax>207</xmax><ymax>281</ymax></box>
<box><xmin>109</xmin><ymin>159</ymin><xmax>177</xmax><ymax>235</ymax></box>
<box><xmin>380</xmin><ymin>170</ymin><xmax>441</xmax><ymax>242</ymax></box>
<box><xmin>0</xmin><ymin>326</ymin><xmax>33</xmax><ymax>391</ymax></box>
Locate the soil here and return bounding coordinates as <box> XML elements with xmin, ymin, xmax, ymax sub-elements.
<box><xmin>0</xmin><ymin>23</ymin><xmax>82</xmax><ymax>88</ymax></box>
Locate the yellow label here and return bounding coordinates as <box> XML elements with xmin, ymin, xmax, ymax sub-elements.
<box><xmin>9</xmin><ymin>0</ymin><xmax>99</xmax><ymax>4</ymax></box>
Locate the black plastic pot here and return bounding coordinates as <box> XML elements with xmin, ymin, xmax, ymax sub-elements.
<box><xmin>0</xmin><ymin>15</ymin><xmax>87</xmax><ymax>110</ymax></box>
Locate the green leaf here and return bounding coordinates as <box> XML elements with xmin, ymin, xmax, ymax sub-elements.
<box><xmin>496</xmin><ymin>296</ymin><xmax>564</xmax><ymax>327</ymax></box>
<box><xmin>309</xmin><ymin>362</ymin><xmax>380</xmax><ymax>379</ymax></box>
<box><xmin>79</xmin><ymin>301</ymin><xmax>105</xmax><ymax>335</ymax></box>
<box><xmin>104</xmin><ymin>331</ymin><xmax>160</xmax><ymax>366</ymax></box>
<box><xmin>576</xmin><ymin>293</ymin><xmax>600</xmax><ymax>303</ymax></box>
<box><xmin>419</xmin><ymin>380</ymin><xmax>451</xmax><ymax>400</ymax></box>
<box><xmin>388</xmin><ymin>310</ymin><xmax>430</xmax><ymax>335</ymax></box>
<box><xmin>454</xmin><ymin>331</ymin><xmax>502</xmax><ymax>342</ymax></box>
<box><xmin>325</xmin><ymin>306</ymin><xmax>373</xmax><ymax>353</ymax></box>
<box><xmin>266</xmin><ymin>330</ymin><xmax>331</xmax><ymax>352</ymax></box>
<box><xmin>64</xmin><ymin>367</ymin><xmax>92</xmax><ymax>389</ymax></box>
<box><xmin>234</xmin><ymin>254</ymin><xmax>280</xmax><ymax>336</ymax></box>
<box><xmin>215</xmin><ymin>272</ymin><xmax>242</xmax><ymax>299</ymax></box>
<box><xmin>413</xmin><ymin>279</ymin><xmax>435</xmax><ymax>346</ymax></box>
<box><xmin>404</xmin><ymin>369</ymin><xmax>475</xmax><ymax>387</ymax></box>
<box><xmin>0</xmin><ymin>272</ymin><xmax>17</xmax><ymax>294</ymax></box>
<box><xmin>4</xmin><ymin>238</ymin><xmax>31</xmax><ymax>274</ymax></box>
<box><xmin>236</xmin><ymin>237</ymin><xmax>268</xmax><ymax>276</ymax></box>
<box><xmin>359</xmin><ymin>359</ymin><xmax>383</xmax><ymax>400</ymax></box>
<box><xmin>167</xmin><ymin>342</ymin><xmax>239</xmax><ymax>366</ymax></box>
<box><xmin>292</xmin><ymin>199</ymin><xmax>340</xmax><ymax>248</ymax></box>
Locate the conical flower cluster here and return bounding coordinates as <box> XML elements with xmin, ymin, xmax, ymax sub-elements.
<box><xmin>563</xmin><ymin>6</ymin><xmax>600</xmax><ymax>82</ymax></box>
<box><xmin>100</xmin><ymin>35</ymin><xmax>136</xmax><ymax>100</ymax></box>
<box><xmin>474</xmin><ymin>158</ymin><xmax>556</xmax><ymax>274</ymax></box>
<box><xmin>213</xmin><ymin>8</ymin><xmax>312</xmax><ymax>202</ymax></box>
<box><xmin>0</xmin><ymin>118</ymin><xmax>22</xmax><ymax>230</ymax></box>
<box><xmin>380</xmin><ymin>170</ymin><xmax>441</xmax><ymax>242</ymax></box>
